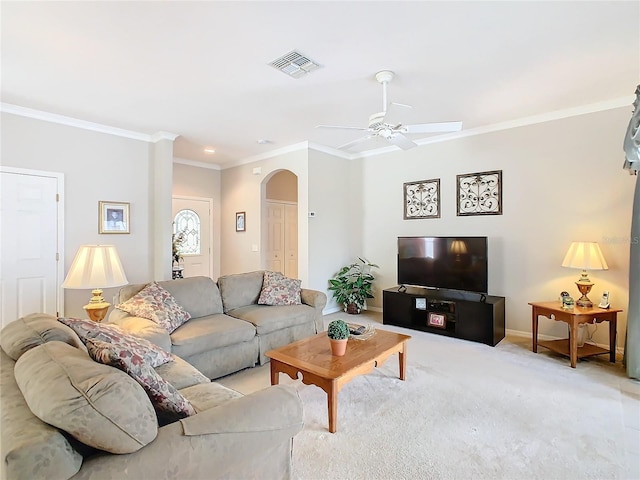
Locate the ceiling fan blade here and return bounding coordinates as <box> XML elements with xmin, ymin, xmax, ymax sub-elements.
<box><xmin>389</xmin><ymin>133</ymin><xmax>418</xmax><ymax>150</ymax></box>
<box><xmin>316</xmin><ymin>124</ymin><xmax>368</xmax><ymax>131</ymax></box>
<box><xmin>402</xmin><ymin>121</ymin><xmax>463</xmax><ymax>134</ymax></box>
<box><xmin>338</xmin><ymin>135</ymin><xmax>376</xmax><ymax>150</ymax></box>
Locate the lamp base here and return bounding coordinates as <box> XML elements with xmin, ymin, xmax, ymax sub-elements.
<box><xmin>575</xmin><ymin>280</ymin><xmax>594</xmax><ymax>308</ymax></box>
<box><xmin>84</xmin><ymin>288</ymin><xmax>110</xmax><ymax>322</ymax></box>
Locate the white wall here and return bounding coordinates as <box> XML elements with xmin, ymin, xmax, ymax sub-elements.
<box><xmin>1</xmin><ymin>112</ymin><xmax>154</xmax><ymax>317</ymax></box>
<box><xmin>308</xmin><ymin>149</ymin><xmax>359</xmax><ymax>311</ymax></box>
<box><xmin>220</xmin><ymin>148</ymin><xmax>310</xmax><ymax>283</ymax></box>
<box><xmin>360</xmin><ymin>107</ymin><xmax>634</xmax><ymax>346</ymax></box>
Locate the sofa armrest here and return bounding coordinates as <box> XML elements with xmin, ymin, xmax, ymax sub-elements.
<box><xmin>74</xmin><ymin>385</ymin><xmax>303</xmax><ymax>480</ymax></box>
<box><xmin>105</xmin><ymin>313</ymin><xmax>172</xmax><ymax>352</ymax></box>
<box><xmin>301</xmin><ymin>288</ymin><xmax>327</xmax><ymax>332</ymax></box>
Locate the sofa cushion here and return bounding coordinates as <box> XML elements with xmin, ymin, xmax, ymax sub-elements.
<box><xmin>58</xmin><ymin>316</ymin><xmax>172</xmax><ymax>367</ymax></box>
<box><xmin>159</xmin><ymin>276</ymin><xmax>224</xmax><ymax>317</ymax></box>
<box><xmin>258</xmin><ymin>271</ymin><xmax>302</xmax><ymax>306</ymax></box>
<box><xmin>1</xmin><ymin>350</ymin><xmax>83</xmax><ymax>480</ymax></box>
<box><xmin>218</xmin><ymin>270</ymin><xmax>265</xmax><ymax>312</ymax></box>
<box><xmin>1</xmin><ymin>313</ymin><xmax>85</xmax><ymax>361</ymax></box>
<box><xmin>179</xmin><ymin>382</ymin><xmax>243</xmax><ymax>412</ymax></box>
<box><xmin>154</xmin><ymin>354</ymin><xmax>210</xmax><ymax>390</ymax></box>
<box><xmin>170</xmin><ymin>313</ymin><xmax>257</xmax><ymax>359</ymax></box>
<box><xmin>14</xmin><ymin>341</ymin><xmax>158</xmax><ymax>454</ymax></box>
<box><xmin>86</xmin><ymin>338</ymin><xmax>197</xmax><ymax>425</ymax></box>
<box><xmin>116</xmin><ymin>281</ymin><xmax>191</xmax><ymax>333</ymax></box>
<box><xmin>226</xmin><ymin>304</ymin><xmax>315</xmax><ymax>335</ymax></box>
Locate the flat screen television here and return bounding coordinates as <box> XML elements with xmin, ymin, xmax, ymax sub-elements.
<box><xmin>397</xmin><ymin>236</ymin><xmax>488</xmax><ymax>293</ymax></box>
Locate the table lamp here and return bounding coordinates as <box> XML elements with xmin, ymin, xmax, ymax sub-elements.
<box><xmin>561</xmin><ymin>241</ymin><xmax>608</xmax><ymax>308</ymax></box>
<box><xmin>62</xmin><ymin>245</ymin><xmax>128</xmax><ymax>321</ymax></box>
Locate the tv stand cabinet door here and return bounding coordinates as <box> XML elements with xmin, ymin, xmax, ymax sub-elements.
<box><xmin>383</xmin><ymin>289</ymin><xmax>418</xmax><ymax>328</ymax></box>
<box><xmin>455</xmin><ymin>301</ymin><xmax>498</xmax><ymax>346</ymax></box>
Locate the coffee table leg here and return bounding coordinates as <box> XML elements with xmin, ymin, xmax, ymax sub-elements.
<box><xmin>399</xmin><ymin>342</ymin><xmax>407</xmax><ymax>380</ymax></box>
<box><xmin>328</xmin><ymin>381</ymin><xmax>337</xmax><ymax>433</ymax></box>
<box><xmin>270</xmin><ymin>360</ymin><xmax>280</xmax><ymax>385</ymax></box>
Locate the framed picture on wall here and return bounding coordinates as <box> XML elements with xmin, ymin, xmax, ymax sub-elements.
<box><xmin>99</xmin><ymin>201</ymin><xmax>130</xmax><ymax>234</ymax></box>
<box><xmin>236</xmin><ymin>211</ymin><xmax>246</xmax><ymax>232</ymax></box>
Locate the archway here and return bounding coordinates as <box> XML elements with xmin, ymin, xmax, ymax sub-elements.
<box><xmin>262</xmin><ymin>170</ymin><xmax>298</xmax><ymax>277</ymax></box>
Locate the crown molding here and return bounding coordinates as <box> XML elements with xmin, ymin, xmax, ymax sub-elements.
<box><xmin>0</xmin><ymin>103</ymin><xmax>152</xmax><ymax>141</ymax></box>
<box><xmin>1</xmin><ymin>103</ymin><xmax>178</xmax><ymax>143</ymax></box>
<box><xmin>173</xmin><ymin>157</ymin><xmax>221</xmax><ymax>170</ymax></box>
<box><xmin>151</xmin><ymin>131</ymin><xmax>179</xmax><ymax>142</ymax></box>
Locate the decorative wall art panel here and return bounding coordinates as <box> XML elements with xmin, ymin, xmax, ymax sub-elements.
<box><xmin>403</xmin><ymin>178</ymin><xmax>440</xmax><ymax>219</ymax></box>
<box><xmin>456</xmin><ymin>170</ymin><xmax>503</xmax><ymax>216</ymax></box>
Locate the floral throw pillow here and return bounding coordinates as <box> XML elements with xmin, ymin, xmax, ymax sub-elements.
<box><xmin>58</xmin><ymin>317</ymin><xmax>172</xmax><ymax>367</ymax></box>
<box><xmin>116</xmin><ymin>282</ymin><xmax>191</xmax><ymax>334</ymax></box>
<box><xmin>258</xmin><ymin>271</ymin><xmax>302</xmax><ymax>306</ymax></box>
<box><xmin>86</xmin><ymin>338</ymin><xmax>197</xmax><ymax>425</ymax></box>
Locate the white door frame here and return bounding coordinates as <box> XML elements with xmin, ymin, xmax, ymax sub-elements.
<box><xmin>0</xmin><ymin>166</ymin><xmax>65</xmax><ymax>315</ymax></box>
<box><xmin>171</xmin><ymin>195</ymin><xmax>215</xmax><ymax>279</ymax></box>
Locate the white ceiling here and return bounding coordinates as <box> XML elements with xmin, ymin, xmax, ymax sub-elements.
<box><xmin>2</xmin><ymin>1</ymin><xmax>639</xmax><ymax>168</ymax></box>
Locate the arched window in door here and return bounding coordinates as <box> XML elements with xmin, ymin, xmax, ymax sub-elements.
<box><xmin>173</xmin><ymin>209</ymin><xmax>200</xmax><ymax>255</ymax></box>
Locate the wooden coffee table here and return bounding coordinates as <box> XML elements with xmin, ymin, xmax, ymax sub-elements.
<box><xmin>265</xmin><ymin>329</ymin><xmax>411</xmax><ymax>433</ymax></box>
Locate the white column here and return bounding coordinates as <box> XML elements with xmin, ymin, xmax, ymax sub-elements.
<box><xmin>150</xmin><ymin>132</ymin><xmax>178</xmax><ymax>281</ymax></box>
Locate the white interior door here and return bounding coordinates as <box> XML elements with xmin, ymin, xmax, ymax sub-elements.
<box><xmin>1</xmin><ymin>169</ymin><xmax>63</xmax><ymax>328</ymax></box>
<box><xmin>284</xmin><ymin>203</ymin><xmax>298</xmax><ymax>278</ymax></box>
<box><xmin>266</xmin><ymin>202</ymin><xmax>285</xmax><ymax>274</ymax></box>
<box><xmin>172</xmin><ymin>196</ymin><xmax>212</xmax><ymax>279</ymax></box>
<box><xmin>266</xmin><ymin>201</ymin><xmax>298</xmax><ymax>277</ymax></box>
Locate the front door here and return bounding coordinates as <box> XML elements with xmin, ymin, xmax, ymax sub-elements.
<box><xmin>0</xmin><ymin>168</ymin><xmax>63</xmax><ymax>327</ymax></box>
<box><xmin>172</xmin><ymin>196</ymin><xmax>213</xmax><ymax>279</ymax></box>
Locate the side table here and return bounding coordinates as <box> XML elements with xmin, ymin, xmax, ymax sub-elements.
<box><xmin>529</xmin><ymin>301</ymin><xmax>622</xmax><ymax>368</ymax></box>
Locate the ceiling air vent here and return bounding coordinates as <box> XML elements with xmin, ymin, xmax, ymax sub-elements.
<box><xmin>269</xmin><ymin>50</ymin><xmax>321</xmax><ymax>78</ymax></box>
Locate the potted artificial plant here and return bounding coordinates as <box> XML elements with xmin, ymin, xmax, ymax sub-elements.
<box><xmin>328</xmin><ymin>257</ymin><xmax>379</xmax><ymax>314</ymax></box>
<box><xmin>327</xmin><ymin>319</ymin><xmax>350</xmax><ymax>356</ymax></box>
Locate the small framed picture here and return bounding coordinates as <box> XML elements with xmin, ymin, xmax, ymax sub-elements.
<box><xmin>235</xmin><ymin>211</ymin><xmax>246</xmax><ymax>232</ymax></box>
<box><xmin>99</xmin><ymin>201</ymin><xmax>130</xmax><ymax>234</ymax></box>
<box><xmin>415</xmin><ymin>298</ymin><xmax>427</xmax><ymax>310</ymax></box>
<box><xmin>428</xmin><ymin>312</ymin><xmax>446</xmax><ymax>329</ymax></box>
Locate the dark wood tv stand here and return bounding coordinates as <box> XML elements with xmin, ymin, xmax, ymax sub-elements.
<box><xmin>383</xmin><ymin>286</ymin><xmax>506</xmax><ymax>346</ymax></box>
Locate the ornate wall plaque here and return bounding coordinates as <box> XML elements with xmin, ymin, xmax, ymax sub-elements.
<box><xmin>456</xmin><ymin>170</ymin><xmax>502</xmax><ymax>216</ymax></box>
<box><xmin>403</xmin><ymin>178</ymin><xmax>440</xmax><ymax>219</ymax></box>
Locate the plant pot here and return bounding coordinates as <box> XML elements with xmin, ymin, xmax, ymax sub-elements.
<box><xmin>345</xmin><ymin>303</ymin><xmax>361</xmax><ymax>314</ymax></box>
<box><xmin>329</xmin><ymin>338</ymin><xmax>348</xmax><ymax>356</ymax></box>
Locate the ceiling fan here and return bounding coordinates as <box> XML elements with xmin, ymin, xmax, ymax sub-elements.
<box><xmin>317</xmin><ymin>70</ymin><xmax>462</xmax><ymax>151</ymax></box>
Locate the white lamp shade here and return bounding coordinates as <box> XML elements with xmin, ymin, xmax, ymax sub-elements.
<box><xmin>561</xmin><ymin>242</ymin><xmax>608</xmax><ymax>271</ymax></box>
<box><xmin>62</xmin><ymin>245</ymin><xmax>128</xmax><ymax>289</ymax></box>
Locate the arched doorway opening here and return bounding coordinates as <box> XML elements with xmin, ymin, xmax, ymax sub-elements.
<box><xmin>262</xmin><ymin>170</ymin><xmax>298</xmax><ymax>278</ymax></box>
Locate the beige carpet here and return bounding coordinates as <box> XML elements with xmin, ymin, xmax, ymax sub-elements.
<box><xmin>218</xmin><ymin>312</ymin><xmax>640</xmax><ymax>480</ymax></box>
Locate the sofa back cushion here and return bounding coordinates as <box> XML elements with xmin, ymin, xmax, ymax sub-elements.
<box><xmin>14</xmin><ymin>341</ymin><xmax>158</xmax><ymax>454</ymax></box>
<box><xmin>117</xmin><ymin>276</ymin><xmax>224</xmax><ymax>318</ymax></box>
<box><xmin>218</xmin><ymin>271</ymin><xmax>265</xmax><ymax>313</ymax></box>
<box><xmin>1</xmin><ymin>313</ymin><xmax>85</xmax><ymax>361</ymax></box>
<box><xmin>1</xmin><ymin>350</ymin><xmax>83</xmax><ymax>480</ymax></box>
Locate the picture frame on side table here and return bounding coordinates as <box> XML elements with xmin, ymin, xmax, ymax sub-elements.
<box><xmin>236</xmin><ymin>211</ymin><xmax>246</xmax><ymax>232</ymax></box>
<box><xmin>427</xmin><ymin>312</ymin><xmax>446</xmax><ymax>329</ymax></box>
<box><xmin>99</xmin><ymin>201</ymin><xmax>130</xmax><ymax>234</ymax></box>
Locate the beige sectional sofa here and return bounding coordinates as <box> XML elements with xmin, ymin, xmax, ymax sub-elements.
<box><xmin>108</xmin><ymin>272</ymin><xmax>327</xmax><ymax>379</ymax></box>
<box><xmin>0</xmin><ymin>313</ymin><xmax>304</xmax><ymax>480</ymax></box>
<box><xmin>1</xmin><ymin>272</ymin><xmax>327</xmax><ymax>479</ymax></box>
